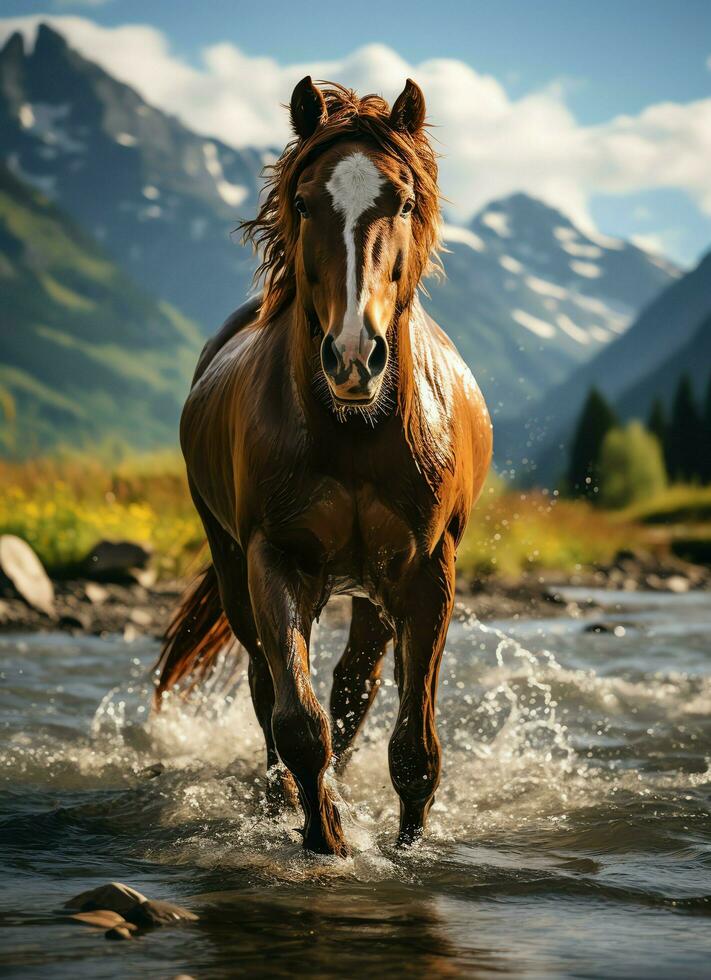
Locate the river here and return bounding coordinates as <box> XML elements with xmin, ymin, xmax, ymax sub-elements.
<box><xmin>1</xmin><ymin>590</ymin><xmax>710</xmax><ymax>977</ymax></box>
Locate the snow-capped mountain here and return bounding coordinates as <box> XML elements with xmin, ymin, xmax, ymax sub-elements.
<box><xmin>0</xmin><ymin>24</ymin><xmax>264</xmax><ymax>331</ymax></box>
<box><xmin>495</xmin><ymin>247</ymin><xmax>711</xmax><ymax>483</ymax></box>
<box><xmin>0</xmin><ymin>24</ymin><xmax>682</xmax><ymax>452</ymax></box>
<box><xmin>427</xmin><ymin>195</ymin><xmax>679</xmax><ymax>417</ymax></box>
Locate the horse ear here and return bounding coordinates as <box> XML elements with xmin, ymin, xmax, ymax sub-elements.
<box><xmin>290</xmin><ymin>76</ymin><xmax>328</xmax><ymax>139</ymax></box>
<box><xmin>390</xmin><ymin>78</ymin><xmax>426</xmax><ymax>134</ymax></box>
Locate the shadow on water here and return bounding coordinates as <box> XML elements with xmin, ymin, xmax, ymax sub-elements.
<box><xmin>1</xmin><ymin>592</ymin><xmax>710</xmax><ymax>977</ymax></box>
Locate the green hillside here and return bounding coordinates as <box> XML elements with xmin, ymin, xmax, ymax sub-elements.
<box><xmin>0</xmin><ymin>166</ymin><xmax>202</xmax><ymax>455</ymax></box>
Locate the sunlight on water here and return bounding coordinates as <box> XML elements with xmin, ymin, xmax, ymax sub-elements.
<box><xmin>3</xmin><ymin>598</ymin><xmax>705</xmax><ymax>890</ymax></box>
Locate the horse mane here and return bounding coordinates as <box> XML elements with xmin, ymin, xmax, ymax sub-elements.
<box><xmin>240</xmin><ymin>82</ymin><xmax>442</xmax><ymax>324</ymax></box>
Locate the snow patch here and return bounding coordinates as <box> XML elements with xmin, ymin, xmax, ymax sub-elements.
<box><xmin>116</xmin><ymin>132</ymin><xmax>137</xmax><ymax>147</ymax></box>
<box><xmin>553</xmin><ymin>226</ymin><xmax>577</xmax><ymax>243</ymax></box>
<box><xmin>512</xmin><ymin>309</ymin><xmax>555</xmax><ymax>339</ymax></box>
<box><xmin>142</xmin><ymin>185</ymin><xmax>160</xmax><ymax>200</ymax></box>
<box><xmin>587</xmin><ymin>230</ymin><xmax>625</xmax><ymax>250</ymax></box>
<box><xmin>572</xmin><ymin>293</ymin><xmax>610</xmax><ymax>316</ymax></box>
<box><xmin>589</xmin><ymin>325</ymin><xmax>612</xmax><ymax>343</ymax></box>
<box><xmin>480</xmin><ymin>210</ymin><xmax>511</xmax><ymax>237</ymax></box>
<box><xmin>499</xmin><ymin>254</ymin><xmax>524</xmax><ymax>274</ymax></box>
<box><xmin>203</xmin><ymin>142</ymin><xmax>248</xmax><ymax>207</ymax></box>
<box><xmin>556</xmin><ymin>314</ymin><xmax>590</xmax><ymax>345</ymax></box>
<box><xmin>19</xmin><ymin>104</ymin><xmax>34</xmax><ymax>129</ymax></box>
<box><xmin>18</xmin><ymin>103</ymin><xmax>84</xmax><ymax>153</ymax></box>
<box><xmin>560</xmin><ymin>240</ymin><xmax>603</xmax><ymax>259</ymax></box>
<box><xmin>442</xmin><ymin>223</ymin><xmax>485</xmax><ymax>252</ymax></box>
<box><xmin>525</xmin><ymin>275</ymin><xmax>568</xmax><ymax>300</ymax></box>
<box><xmin>570</xmin><ymin>260</ymin><xmax>602</xmax><ymax>279</ymax></box>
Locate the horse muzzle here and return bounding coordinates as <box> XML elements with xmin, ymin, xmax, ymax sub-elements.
<box><xmin>320</xmin><ymin>328</ymin><xmax>388</xmax><ymax>404</ymax></box>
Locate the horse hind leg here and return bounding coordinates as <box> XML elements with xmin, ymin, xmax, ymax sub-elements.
<box><xmin>389</xmin><ymin>535</ymin><xmax>455</xmax><ymax>846</ymax></box>
<box><xmin>330</xmin><ymin>597</ymin><xmax>392</xmax><ymax>774</ymax></box>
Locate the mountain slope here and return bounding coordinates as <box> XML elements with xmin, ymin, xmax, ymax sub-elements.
<box><xmin>427</xmin><ymin>194</ymin><xmax>678</xmax><ymax>416</ymax></box>
<box><xmin>616</xmin><ymin>312</ymin><xmax>711</xmax><ymax>419</ymax></box>
<box><xmin>499</xmin><ymin>249</ymin><xmax>711</xmax><ymax>481</ymax></box>
<box><xmin>0</xmin><ymin>24</ymin><xmax>263</xmax><ymax>333</ymax></box>
<box><xmin>0</xmin><ymin>165</ymin><xmax>202</xmax><ymax>454</ymax></box>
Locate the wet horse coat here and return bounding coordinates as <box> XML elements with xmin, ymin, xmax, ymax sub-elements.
<box><xmin>158</xmin><ymin>79</ymin><xmax>492</xmax><ymax>855</ymax></box>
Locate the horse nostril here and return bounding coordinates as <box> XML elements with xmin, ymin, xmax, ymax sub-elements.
<box><xmin>367</xmin><ymin>336</ymin><xmax>388</xmax><ymax>377</ymax></box>
<box><xmin>321</xmin><ymin>334</ymin><xmax>339</xmax><ymax>377</ymax></box>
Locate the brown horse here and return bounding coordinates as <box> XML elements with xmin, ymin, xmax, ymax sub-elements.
<box><xmin>157</xmin><ymin>77</ymin><xmax>492</xmax><ymax>856</ymax></box>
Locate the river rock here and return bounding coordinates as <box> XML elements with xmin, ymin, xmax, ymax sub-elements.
<box><xmin>126</xmin><ymin>899</ymin><xmax>198</xmax><ymax>928</ymax></box>
<box><xmin>79</xmin><ymin>540</ymin><xmax>152</xmax><ymax>583</ymax></box>
<box><xmin>138</xmin><ymin>762</ymin><xmax>165</xmax><ymax>779</ymax></box>
<box><xmin>65</xmin><ymin>881</ymin><xmax>148</xmax><ymax>915</ymax></box>
<box><xmin>71</xmin><ymin>910</ymin><xmax>130</xmax><ymax>929</ymax></box>
<box><xmin>105</xmin><ymin>926</ymin><xmax>134</xmax><ymax>940</ymax></box>
<box><xmin>130</xmin><ymin>607</ymin><xmax>153</xmax><ymax>627</ymax></box>
<box><xmin>583</xmin><ymin>622</ymin><xmax>614</xmax><ymax>634</ymax></box>
<box><xmin>84</xmin><ymin>582</ymin><xmax>109</xmax><ymax>605</ymax></box>
<box><xmin>0</xmin><ymin>535</ymin><xmax>55</xmax><ymax>616</ymax></box>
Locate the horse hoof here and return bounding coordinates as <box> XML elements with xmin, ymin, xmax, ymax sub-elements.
<box><xmin>395</xmin><ymin>827</ymin><xmax>424</xmax><ymax>849</ymax></box>
<box><xmin>302</xmin><ymin>825</ymin><xmax>351</xmax><ymax>858</ymax></box>
<box><xmin>303</xmin><ymin>838</ymin><xmax>351</xmax><ymax>859</ymax></box>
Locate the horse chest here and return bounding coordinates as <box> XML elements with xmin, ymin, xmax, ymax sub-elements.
<box><xmin>270</xmin><ymin>476</ymin><xmax>417</xmax><ymax>594</ymax></box>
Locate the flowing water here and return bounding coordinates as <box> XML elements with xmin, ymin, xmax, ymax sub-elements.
<box><xmin>1</xmin><ymin>591</ymin><xmax>710</xmax><ymax>978</ymax></box>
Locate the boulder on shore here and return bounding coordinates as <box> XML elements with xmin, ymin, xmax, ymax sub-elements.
<box><xmin>78</xmin><ymin>540</ymin><xmax>152</xmax><ymax>583</ymax></box>
<box><xmin>0</xmin><ymin>535</ymin><xmax>55</xmax><ymax>617</ymax></box>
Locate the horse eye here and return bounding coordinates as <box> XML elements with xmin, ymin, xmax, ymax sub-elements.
<box><xmin>401</xmin><ymin>199</ymin><xmax>415</xmax><ymax>216</ymax></box>
<box><xmin>295</xmin><ymin>196</ymin><xmax>309</xmax><ymax>218</ymax></box>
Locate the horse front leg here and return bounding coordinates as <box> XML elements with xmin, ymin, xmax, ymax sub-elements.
<box><xmin>247</xmin><ymin>531</ymin><xmax>349</xmax><ymax>857</ymax></box>
<box><xmin>193</xmin><ymin>492</ymin><xmax>297</xmax><ymax>813</ymax></box>
<box><xmin>389</xmin><ymin>534</ymin><xmax>456</xmax><ymax>847</ymax></box>
<box><xmin>330</xmin><ymin>597</ymin><xmax>392</xmax><ymax>774</ymax></box>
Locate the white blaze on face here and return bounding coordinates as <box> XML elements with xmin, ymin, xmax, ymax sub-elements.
<box><xmin>326</xmin><ymin>152</ymin><xmax>384</xmax><ymax>362</ymax></box>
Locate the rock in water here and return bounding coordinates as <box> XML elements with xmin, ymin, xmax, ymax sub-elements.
<box><xmin>126</xmin><ymin>899</ymin><xmax>198</xmax><ymax>928</ymax></box>
<box><xmin>0</xmin><ymin>535</ymin><xmax>55</xmax><ymax>616</ymax></box>
<box><xmin>71</xmin><ymin>910</ymin><xmax>129</xmax><ymax>929</ymax></box>
<box><xmin>65</xmin><ymin>882</ymin><xmax>198</xmax><ymax>936</ymax></box>
<box><xmin>65</xmin><ymin>882</ymin><xmax>148</xmax><ymax>915</ymax></box>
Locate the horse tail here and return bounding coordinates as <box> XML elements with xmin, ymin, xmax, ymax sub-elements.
<box><xmin>153</xmin><ymin>564</ymin><xmax>234</xmax><ymax>708</ymax></box>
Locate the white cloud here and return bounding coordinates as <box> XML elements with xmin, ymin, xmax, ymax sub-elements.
<box><xmin>2</xmin><ymin>15</ymin><xmax>711</xmax><ymax>237</ymax></box>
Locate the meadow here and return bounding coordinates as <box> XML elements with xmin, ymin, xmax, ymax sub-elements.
<box><xmin>1</xmin><ymin>452</ymin><xmax>709</xmax><ymax>583</ymax></box>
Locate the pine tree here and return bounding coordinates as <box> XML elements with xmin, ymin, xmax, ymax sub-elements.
<box><xmin>701</xmin><ymin>372</ymin><xmax>711</xmax><ymax>484</ymax></box>
<box><xmin>567</xmin><ymin>388</ymin><xmax>617</xmax><ymax>501</ymax></box>
<box><xmin>667</xmin><ymin>375</ymin><xmax>702</xmax><ymax>482</ymax></box>
<box><xmin>647</xmin><ymin>398</ymin><xmax>668</xmax><ymax>471</ymax></box>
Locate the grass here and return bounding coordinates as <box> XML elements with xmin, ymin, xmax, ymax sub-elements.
<box><xmin>0</xmin><ymin>452</ymin><xmax>204</xmax><ymax>579</ymax></box>
<box><xmin>0</xmin><ymin>455</ymin><xmax>708</xmax><ymax>582</ymax></box>
<box><xmin>457</xmin><ymin>482</ymin><xmax>642</xmax><ymax>580</ymax></box>
<box><xmin>621</xmin><ymin>484</ymin><xmax>711</xmax><ymax>525</ymax></box>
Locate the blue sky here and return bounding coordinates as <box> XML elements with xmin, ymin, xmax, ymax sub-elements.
<box><xmin>4</xmin><ymin>0</ymin><xmax>711</xmax><ymax>265</ymax></box>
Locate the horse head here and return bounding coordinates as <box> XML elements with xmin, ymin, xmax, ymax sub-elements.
<box><xmin>242</xmin><ymin>78</ymin><xmax>441</xmax><ymax>416</ymax></box>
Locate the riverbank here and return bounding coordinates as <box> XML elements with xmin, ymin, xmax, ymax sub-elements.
<box><xmin>1</xmin><ymin>549</ymin><xmax>709</xmax><ymax>639</ymax></box>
